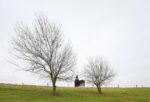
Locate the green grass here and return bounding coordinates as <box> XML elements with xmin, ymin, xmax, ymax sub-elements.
<box><xmin>0</xmin><ymin>84</ymin><xmax>150</xmax><ymax>102</ymax></box>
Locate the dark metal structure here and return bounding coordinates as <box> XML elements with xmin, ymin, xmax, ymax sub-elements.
<box><xmin>74</xmin><ymin>75</ymin><xmax>85</xmax><ymax>87</ymax></box>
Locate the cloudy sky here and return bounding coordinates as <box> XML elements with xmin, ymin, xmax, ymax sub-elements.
<box><xmin>0</xmin><ymin>0</ymin><xmax>150</xmax><ymax>87</ymax></box>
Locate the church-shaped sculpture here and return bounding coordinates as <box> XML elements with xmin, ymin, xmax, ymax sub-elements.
<box><xmin>74</xmin><ymin>75</ymin><xmax>85</xmax><ymax>87</ymax></box>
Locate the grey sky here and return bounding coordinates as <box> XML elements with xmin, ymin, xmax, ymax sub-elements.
<box><xmin>0</xmin><ymin>0</ymin><xmax>150</xmax><ymax>87</ymax></box>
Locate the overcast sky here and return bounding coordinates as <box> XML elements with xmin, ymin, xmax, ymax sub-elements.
<box><xmin>0</xmin><ymin>0</ymin><xmax>150</xmax><ymax>87</ymax></box>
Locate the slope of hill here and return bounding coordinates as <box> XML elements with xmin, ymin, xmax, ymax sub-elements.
<box><xmin>0</xmin><ymin>84</ymin><xmax>150</xmax><ymax>102</ymax></box>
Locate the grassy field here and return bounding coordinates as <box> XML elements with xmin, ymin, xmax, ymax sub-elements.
<box><xmin>0</xmin><ymin>84</ymin><xmax>150</xmax><ymax>102</ymax></box>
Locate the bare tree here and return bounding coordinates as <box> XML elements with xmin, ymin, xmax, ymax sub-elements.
<box><xmin>12</xmin><ymin>14</ymin><xmax>76</xmax><ymax>95</ymax></box>
<box><xmin>84</xmin><ymin>57</ymin><xmax>115</xmax><ymax>94</ymax></box>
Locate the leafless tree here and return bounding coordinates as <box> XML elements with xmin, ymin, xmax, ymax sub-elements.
<box><xmin>84</xmin><ymin>57</ymin><xmax>115</xmax><ymax>94</ymax></box>
<box><xmin>12</xmin><ymin>14</ymin><xmax>76</xmax><ymax>95</ymax></box>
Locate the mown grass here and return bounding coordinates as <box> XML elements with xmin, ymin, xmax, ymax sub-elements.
<box><xmin>0</xmin><ymin>84</ymin><xmax>150</xmax><ymax>102</ymax></box>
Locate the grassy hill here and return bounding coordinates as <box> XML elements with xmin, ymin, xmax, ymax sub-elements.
<box><xmin>0</xmin><ymin>84</ymin><xmax>150</xmax><ymax>102</ymax></box>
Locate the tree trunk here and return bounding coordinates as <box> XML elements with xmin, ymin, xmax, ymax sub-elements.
<box><xmin>97</xmin><ymin>86</ymin><xmax>102</xmax><ymax>94</ymax></box>
<box><xmin>52</xmin><ymin>82</ymin><xmax>57</xmax><ymax>95</ymax></box>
